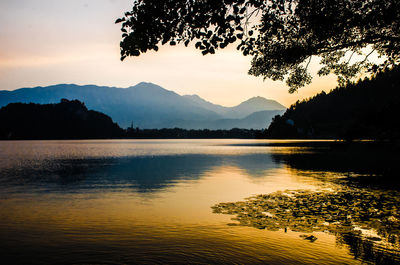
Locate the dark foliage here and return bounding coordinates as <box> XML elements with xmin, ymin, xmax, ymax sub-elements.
<box><xmin>0</xmin><ymin>99</ymin><xmax>124</xmax><ymax>140</ymax></box>
<box><xmin>125</xmin><ymin>127</ymin><xmax>263</xmax><ymax>139</ymax></box>
<box><xmin>265</xmin><ymin>67</ymin><xmax>400</xmax><ymax>140</ymax></box>
<box><xmin>117</xmin><ymin>0</ymin><xmax>400</xmax><ymax>91</ymax></box>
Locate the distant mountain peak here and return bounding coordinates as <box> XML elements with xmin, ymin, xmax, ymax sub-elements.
<box><xmin>0</xmin><ymin>83</ymin><xmax>286</xmax><ymax>129</ymax></box>
<box><xmin>183</xmin><ymin>94</ymin><xmax>217</xmax><ymax>105</ymax></box>
<box><xmin>127</xmin><ymin>82</ymin><xmax>160</xmax><ymax>89</ymax></box>
<box><xmin>249</xmin><ymin>96</ymin><xmax>264</xmax><ymax>100</ymax></box>
<box><xmin>238</xmin><ymin>96</ymin><xmax>286</xmax><ymax>109</ymax></box>
<box><xmin>135</xmin><ymin>81</ymin><xmax>157</xmax><ymax>86</ymax></box>
<box><xmin>184</xmin><ymin>94</ymin><xmax>202</xmax><ymax>99</ymax></box>
<box><xmin>244</xmin><ymin>96</ymin><xmax>276</xmax><ymax>103</ymax></box>
<box><xmin>126</xmin><ymin>82</ymin><xmax>179</xmax><ymax>97</ymax></box>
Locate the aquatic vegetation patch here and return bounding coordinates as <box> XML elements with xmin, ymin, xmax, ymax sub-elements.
<box><xmin>212</xmin><ymin>189</ymin><xmax>400</xmax><ymax>246</ymax></box>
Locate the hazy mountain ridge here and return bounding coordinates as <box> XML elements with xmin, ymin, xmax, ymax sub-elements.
<box><xmin>183</xmin><ymin>94</ymin><xmax>229</xmax><ymax>114</ymax></box>
<box><xmin>0</xmin><ymin>83</ymin><xmax>286</xmax><ymax>129</ymax></box>
<box><xmin>183</xmin><ymin>94</ymin><xmax>286</xmax><ymax>119</ymax></box>
<box><xmin>173</xmin><ymin>110</ymin><xmax>284</xmax><ymax>130</ymax></box>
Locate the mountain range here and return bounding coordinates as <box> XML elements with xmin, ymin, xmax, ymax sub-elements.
<box><xmin>0</xmin><ymin>83</ymin><xmax>286</xmax><ymax>129</ymax></box>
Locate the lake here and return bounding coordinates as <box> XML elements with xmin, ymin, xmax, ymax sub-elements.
<box><xmin>0</xmin><ymin>139</ymin><xmax>399</xmax><ymax>264</ymax></box>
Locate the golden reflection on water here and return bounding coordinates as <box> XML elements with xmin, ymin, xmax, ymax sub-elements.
<box><xmin>0</xmin><ymin>139</ymin><xmax>396</xmax><ymax>264</ymax></box>
<box><xmin>1</xmin><ymin>165</ymin><xmax>321</xmax><ymax>227</ymax></box>
<box><xmin>0</xmin><ymin>170</ymin><xmax>351</xmax><ymax>263</ymax></box>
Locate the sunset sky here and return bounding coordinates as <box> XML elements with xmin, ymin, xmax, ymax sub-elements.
<box><xmin>0</xmin><ymin>0</ymin><xmax>338</xmax><ymax>107</ymax></box>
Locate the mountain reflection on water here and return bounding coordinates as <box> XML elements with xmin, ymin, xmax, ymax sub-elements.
<box><xmin>0</xmin><ymin>153</ymin><xmax>279</xmax><ymax>194</ymax></box>
<box><xmin>1</xmin><ymin>140</ymin><xmax>400</xmax><ymax>264</ymax></box>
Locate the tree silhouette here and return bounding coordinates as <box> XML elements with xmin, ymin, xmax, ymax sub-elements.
<box><xmin>117</xmin><ymin>0</ymin><xmax>399</xmax><ymax>92</ymax></box>
<box><xmin>0</xmin><ymin>99</ymin><xmax>124</xmax><ymax>140</ymax></box>
<box><xmin>265</xmin><ymin>67</ymin><xmax>400</xmax><ymax>140</ymax></box>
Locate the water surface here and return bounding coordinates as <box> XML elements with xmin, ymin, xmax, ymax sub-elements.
<box><xmin>0</xmin><ymin>139</ymin><xmax>398</xmax><ymax>264</ymax></box>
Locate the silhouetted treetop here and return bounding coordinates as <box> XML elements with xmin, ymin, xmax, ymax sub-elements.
<box><xmin>117</xmin><ymin>0</ymin><xmax>400</xmax><ymax>92</ymax></box>
<box><xmin>0</xmin><ymin>99</ymin><xmax>123</xmax><ymax>140</ymax></box>
<box><xmin>265</xmin><ymin>67</ymin><xmax>400</xmax><ymax>140</ymax></box>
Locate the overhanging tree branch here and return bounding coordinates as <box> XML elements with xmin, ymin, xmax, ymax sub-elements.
<box><xmin>117</xmin><ymin>0</ymin><xmax>400</xmax><ymax>92</ymax></box>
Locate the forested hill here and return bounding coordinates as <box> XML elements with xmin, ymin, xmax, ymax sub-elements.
<box><xmin>0</xmin><ymin>99</ymin><xmax>124</xmax><ymax>139</ymax></box>
<box><xmin>265</xmin><ymin>68</ymin><xmax>400</xmax><ymax>140</ymax></box>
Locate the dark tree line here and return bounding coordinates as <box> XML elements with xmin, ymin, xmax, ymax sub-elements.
<box><xmin>0</xmin><ymin>99</ymin><xmax>264</xmax><ymax>140</ymax></box>
<box><xmin>0</xmin><ymin>99</ymin><xmax>124</xmax><ymax>140</ymax></box>
<box><xmin>265</xmin><ymin>67</ymin><xmax>400</xmax><ymax>140</ymax></box>
<box><xmin>126</xmin><ymin>127</ymin><xmax>263</xmax><ymax>139</ymax></box>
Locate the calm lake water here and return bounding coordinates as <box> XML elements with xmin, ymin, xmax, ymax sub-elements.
<box><xmin>0</xmin><ymin>139</ymin><xmax>399</xmax><ymax>264</ymax></box>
